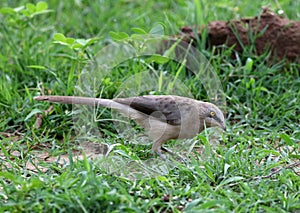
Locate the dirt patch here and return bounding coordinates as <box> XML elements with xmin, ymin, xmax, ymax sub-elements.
<box><xmin>0</xmin><ymin>139</ymin><xmax>109</xmax><ymax>173</ymax></box>
<box><xmin>179</xmin><ymin>9</ymin><xmax>300</xmax><ymax>64</ymax></box>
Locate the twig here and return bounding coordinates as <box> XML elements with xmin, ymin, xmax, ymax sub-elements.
<box><xmin>35</xmin><ymin>105</ymin><xmax>54</xmax><ymax>129</ymax></box>
<box><xmin>228</xmin><ymin>161</ymin><xmax>300</xmax><ymax>187</ymax></box>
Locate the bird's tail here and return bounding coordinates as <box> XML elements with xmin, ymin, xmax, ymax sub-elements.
<box><xmin>34</xmin><ymin>96</ymin><xmax>119</xmax><ymax>109</ymax></box>
<box><xmin>34</xmin><ymin>95</ymin><xmax>147</xmax><ymax>121</ymax></box>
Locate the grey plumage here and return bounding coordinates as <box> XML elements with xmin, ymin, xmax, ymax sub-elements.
<box><xmin>34</xmin><ymin>95</ymin><xmax>226</xmax><ymax>158</ymax></box>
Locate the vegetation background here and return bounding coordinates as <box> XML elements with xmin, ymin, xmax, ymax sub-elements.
<box><xmin>0</xmin><ymin>0</ymin><xmax>299</xmax><ymax>212</ymax></box>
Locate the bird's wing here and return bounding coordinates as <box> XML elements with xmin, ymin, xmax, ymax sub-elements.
<box><xmin>113</xmin><ymin>96</ymin><xmax>183</xmax><ymax>125</ymax></box>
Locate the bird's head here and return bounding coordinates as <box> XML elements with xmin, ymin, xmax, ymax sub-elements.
<box><xmin>198</xmin><ymin>102</ymin><xmax>226</xmax><ymax>131</ymax></box>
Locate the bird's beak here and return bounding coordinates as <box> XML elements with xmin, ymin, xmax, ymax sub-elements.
<box><xmin>206</xmin><ymin>119</ymin><xmax>226</xmax><ymax>131</ymax></box>
<box><xmin>217</xmin><ymin>119</ymin><xmax>226</xmax><ymax>131</ymax></box>
<box><xmin>219</xmin><ymin>122</ymin><xmax>226</xmax><ymax>131</ymax></box>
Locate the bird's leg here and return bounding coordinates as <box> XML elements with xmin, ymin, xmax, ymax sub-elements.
<box><xmin>152</xmin><ymin>139</ymin><xmax>168</xmax><ymax>159</ymax></box>
<box><xmin>155</xmin><ymin>150</ymin><xmax>167</xmax><ymax>159</ymax></box>
<box><xmin>152</xmin><ymin>139</ymin><xmax>184</xmax><ymax>162</ymax></box>
<box><xmin>162</xmin><ymin>146</ymin><xmax>187</xmax><ymax>163</ymax></box>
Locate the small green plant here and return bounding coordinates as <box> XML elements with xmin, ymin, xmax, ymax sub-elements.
<box><xmin>52</xmin><ymin>33</ymin><xmax>100</xmax><ymax>94</ymax></box>
<box><xmin>0</xmin><ymin>2</ymin><xmax>52</xmax><ymax>73</ymax></box>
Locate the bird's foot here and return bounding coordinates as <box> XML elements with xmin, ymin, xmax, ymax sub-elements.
<box><xmin>159</xmin><ymin>147</ymin><xmax>187</xmax><ymax>163</ymax></box>
<box><xmin>155</xmin><ymin>150</ymin><xmax>168</xmax><ymax>159</ymax></box>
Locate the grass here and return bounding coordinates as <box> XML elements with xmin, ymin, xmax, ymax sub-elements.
<box><xmin>0</xmin><ymin>0</ymin><xmax>299</xmax><ymax>212</ymax></box>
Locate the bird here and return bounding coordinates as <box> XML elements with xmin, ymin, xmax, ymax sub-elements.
<box><xmin>34</xmin><ymin>95</ymin><xmax>226</xmax><ymax>159</ymax></box>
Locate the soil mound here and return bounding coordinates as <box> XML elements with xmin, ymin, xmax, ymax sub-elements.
<box><xmin>179</xmin><ymin>9</ymin><xmax>300</xmax><ymax>64</ymax></box>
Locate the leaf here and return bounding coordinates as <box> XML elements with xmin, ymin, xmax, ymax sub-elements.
<box><xmin>257</xmin><ymin>149</ymin><xmax>280</xmax><ymax>156</ymax></box>
<box><xmin>245</xmin><ymin>57</ymin><xmax>253</xmax><ymax>72</ymax></box>
<box><xmin>25</xmin><ymin>3</ymin><xmax>36</xmax><ymax>13</ymax></box>
<box><xmin>216</xmin><ymin>176</ymin><xmax>245</xmax><ymax>189</ymax></box>
<box><xmin>82</xmin><ymin>151</ymin><xmax>91</xmax><ymax>172</ymax></box>
<box><xmin>0</xmin><ymin>171</ymin><xmax>18</xmax><ymax>182</ymax></box>
<box><xmin>65</xmin><ymin>37</ymin><xmax>75</xmax><ymax>45</ymax></box>
<box><xmin>14</xmin><ymin>6</ymin><xmax>25</xmax><ymax>13</ymax></box>
<box><xmin>279</xmin><ymin>133</ymin><xmax>294</xmax><ymax>146</ymax></box>
<box><xmin>75</xmin><ymin>39</ymin><xmax>88</xmax><ymax>46</ymax></box>
<box><xmin>204</xmin><ymin>164</ymin><xmax>215</xmax><ymax>182</ymax></box>
<box><xmin>109</xmin><ymin>31</ymin><xmax>129</xmax><ymax>41</ymax></box>
<box><xmin>254</xmin><ymin>86</ymin><xmax>269</xmax><ymax>92</ymax></box>
<box><xmin>112</xmin><ymin>144</ymin><xmax>140</xmax><ymax>161</ymax></box>
<box><xmin>84</xmin><ymin>37</ymin><xmax>101</xmax><ymax>46</ymax></box>
<box><xmin>145</xmin><ymin>54</ymin><xmax>169</xmax><ymax>64</ymax></box>
<box><xmin>184</xmin><ymin>198</ymin><xmax>201</xmax><ymax>211</ymax></box>
<box><xmin>0</xmin><ymin>7</ymin><xmax>17</xmax><ymax>15</ymax></box>
<box><xmin>21</xmin><ymin>9</ymin><xmax>31</xmax><ymax>17</ymax></box>
<box><xmin>149</xmin><ymin>23</ymin><xmax>165</xmax><ymax>35</ymax></box>
<box><xmin>289</xmin><ymin>154</ymin><xmax>300</xmax><ymax>159</ymax></box>
<box><xmin>71</xmin><ymin>43</ymin><xmax>83</xmax><ymax>49</ymax></box>
<box><xmin>224</xmin><ymin>145</ymin><xmax>236</xmax><ymax>161</ymax></box>
<box><xmin>246</xmin><ymin>77</ymin><xmax>255</xmax><ymax>89</ymax></box>
<box><xmin>131</xmin><ymin>27</ymin><xmax>147</xmax><ymax>34</ymax></box>
<box><xmin>25</xmin><ymin>108</ymin><xmax>43</xmax><ymax>121</ymax></box>
<box><xmin>223</xmin><ymin>163</ymin><xmax>231</xmax><ymax>176</ymax></box>
<box><xmin>53</xmin><ymin>33</ymin><xmax>66</xmax><ymax>42</ymax></box>
<box><xmin>36</xmin><ymin>1</ymin><xmax>48</xmax><ymax>12</ymax></box>
<box><xmin>199</xmin><ymin>200</ymin><xmax>224</xmax><ymax>209</ymax></box>
<box><xmin>26</xmin><ymin>65</ymin><xmax>47</xmax><ymax>70</ymax></box>
<box><xmin>31</xmin><ymin>9</ymin><xmax>53</xmax><ymax>17</ymax></box>
<box><xmin>163</xmin><ymin>39</ymin><xmax>182</xmax><ymax>58</ymax></box>
<box><xmin>156</xmin><ymin>176</ymin><xmax>168</xmax><ymax>182</ymax></box>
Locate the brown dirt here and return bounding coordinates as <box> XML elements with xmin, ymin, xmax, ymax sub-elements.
<box><xmin>179</xmin><ymin>9</ymin><xmax>300</xmax><ymax>64</ymax></box>
<box><xmin>0</xmin><ymin>138</ymin><xmax>109</xmax><ymax>173</ymax></box>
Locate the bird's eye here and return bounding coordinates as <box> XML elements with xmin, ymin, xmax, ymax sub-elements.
<box><xmin>210</xmin><ymin>111</ymin><xmax>215</xmax><ymax>117</ymax></box>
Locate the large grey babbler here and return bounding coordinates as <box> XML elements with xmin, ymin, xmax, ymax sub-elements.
<box><xmin>35</xmin><ymin>95</ymin><xmax>226</xmax><ymax>158</ymax></box>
